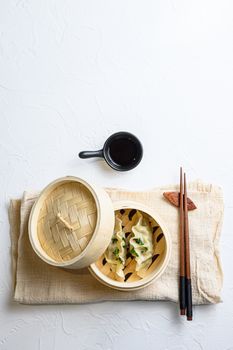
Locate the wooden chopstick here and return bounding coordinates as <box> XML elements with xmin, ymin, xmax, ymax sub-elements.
<box><xmin>179</xmin><ymin>167</ymin><xmax>186</xmax><ymax>315</ymax></box>
<box><xmin>184</xmin><ymin>172</ymin><xmax>193</xmax><ymax>321</ymax></box>
<box><xmin>179</xmin><ymin>169</ymin><xmax>193</xmax><ymax>320</ymax></box>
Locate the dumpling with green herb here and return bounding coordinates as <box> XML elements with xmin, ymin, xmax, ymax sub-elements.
<box><xmin>104</xmin><ymin>217</ymin><xmax>126</xmax><ymax>279</ymax></box>
<box><xmin>129</xmin><ymin>214</ymin><xmax>154</xmax><ymax>271</ymax></box>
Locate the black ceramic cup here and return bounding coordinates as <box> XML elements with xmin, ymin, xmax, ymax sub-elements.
<box><xmin>79</xmin><ymin>131</ymin><xmax>143</xmax><ymax>171</ymax></box>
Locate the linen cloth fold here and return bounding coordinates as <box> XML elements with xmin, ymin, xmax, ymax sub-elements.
<box><xmin>8</xmin><ymin>180</ymin><xmax>224</xmax><ymax>305</ymax></box>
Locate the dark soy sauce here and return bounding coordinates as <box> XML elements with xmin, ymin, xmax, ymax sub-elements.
<box><xmin>79</xmin><ymin>131</ymin><xmax>143</xmax><ymax>171</ymax></box>
<box><xmin>108</xmin><ymin>137</ymin><xmax>138</xmax><ymax>166</ymax></box>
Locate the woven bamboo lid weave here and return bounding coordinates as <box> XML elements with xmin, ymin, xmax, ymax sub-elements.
<box><xmin>29</xmin><ymin>176</ymin><xmax>115</xmax><ymax>269</ymax></box>
<box><xmin>37</xmin><ymin>181</ymin><xmax>97</xmax><ymax>262</ymax></box>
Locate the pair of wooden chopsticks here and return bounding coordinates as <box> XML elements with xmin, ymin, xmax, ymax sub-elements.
<box><xmin>179</xmin><ymin>167</ymin><xmax>193</xmax><ymax>321</ymax></box>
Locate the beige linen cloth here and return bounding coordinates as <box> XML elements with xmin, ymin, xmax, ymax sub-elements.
<box><xmin>9</xmin><ymin>180</ymin><xmax>224</xmax><ymax>305</ymax></box>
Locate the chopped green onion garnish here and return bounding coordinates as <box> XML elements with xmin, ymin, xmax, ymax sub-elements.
<box><xmin>113</xmin><ymin>247</ymin><xmax>119</xmax><ymax>256</ymax></box>
<box><xmin>130</xmin><ymin>248</ymin><xmax>139</xmax><ymax>257</ymax></box>
<box><xmin>111</xmin><ymin>237</ymin><xmax>118</xmax><ymax>244</ymax></box>
<box><xmin>134</xmin><ymin>238</ymin><xmax>144</xmax><ymax>245</ymax></box>
<box><xmin>141</xmin><ymin>247</ymin><xmax>148</xmax><ymax>254</ymax></box>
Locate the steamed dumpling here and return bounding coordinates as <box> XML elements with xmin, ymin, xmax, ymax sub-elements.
<box><xmin>129</xmin><ymin>214</ymin><xmax>154</xmax><ymax>271</ymax></box>
<box><xmin>104</xmin><ymin>209</ymin><xmax>155</xmax><ymax>281</ymax></box>
<box><xmin>104</xmin><ymin>217</ymin><xmax>126</xmax><ymax>278</ymax></box>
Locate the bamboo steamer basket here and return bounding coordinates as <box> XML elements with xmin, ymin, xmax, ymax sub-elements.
<box><xmin>29</xmin><ymin>177</ymin><xmax>171</xmax><ymax>291</ymax></box>
<box><xmin>89</xmin><ymin>201</ymin><xmax>171</xmax><ymax>291</ymax></box>
<box><xmin>28</xmin><ymin>176</ymin><xmax>115</xmax><ymax>269</ymax></box>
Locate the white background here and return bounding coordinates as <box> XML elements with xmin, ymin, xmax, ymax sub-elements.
<box><xmin>0</xmin><ymin>1</ymin><xmax>233</xmax><ymax>349</ymax></box>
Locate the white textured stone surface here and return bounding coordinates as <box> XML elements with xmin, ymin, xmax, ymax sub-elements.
<box><xmin>0</xmin><ymin>1</ymin><xmax>233</xmax><ymax>349</ymax></box>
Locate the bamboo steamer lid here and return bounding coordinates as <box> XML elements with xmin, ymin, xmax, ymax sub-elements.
<box><xmin>28</xmin><ymin>176</ymin><xmax>115</xmax><ymax>269</ymax></box>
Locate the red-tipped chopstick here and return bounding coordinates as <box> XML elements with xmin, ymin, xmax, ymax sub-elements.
<box><xmin>179</xmin><ymin>168</ymin><xmax>186</xmax><ymax>315</ymax></box>
<box><xmin>184</xmin><ymin>173</ymin><xmax>193</xmax><ymax>321</ymax></box>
